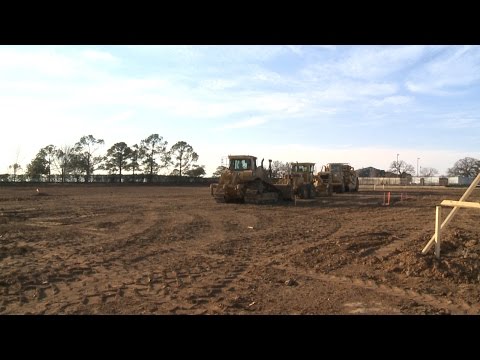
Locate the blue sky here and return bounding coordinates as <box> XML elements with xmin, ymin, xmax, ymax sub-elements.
<box><xmin>1</xmin><ymin>45</ymin><xmax>479</xmax><ymax>177</ymax></box>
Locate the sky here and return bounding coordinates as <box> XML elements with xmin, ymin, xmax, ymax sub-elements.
<box><xmin>1</xmin><ymin>45</ymin><xmax>479</xmax><ymax>177</ymax></box>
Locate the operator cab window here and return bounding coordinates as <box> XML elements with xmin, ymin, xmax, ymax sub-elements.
<box><xmin>230</xmin><ymin>159</ymin><xmax>252</xmax><ymax>171</ymax></box>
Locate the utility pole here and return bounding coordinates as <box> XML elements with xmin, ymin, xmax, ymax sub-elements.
<box><xmin>417</xmin><ymin>157</ymin><xmax>420</xmax><ymax>176</ymax></box>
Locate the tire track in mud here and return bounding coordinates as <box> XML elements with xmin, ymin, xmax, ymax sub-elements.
<box><xmin>26</xmin><ymin>206</ymin><xmax>259</xmax><ymax>314</ymax></box>
<box><xmin>1</xmin><ymin>205</ymin><xmax>202</xmax><ymax>314</ymax></box>
<box><xmin>166</xmin><ymin>208</ymin><xmax>344</xmax><ymax>314</ymax></box>
<box><xmin>77</xmin><ymin>209</ymin><xmax>216</xmax><ymax>314</ymax></box>
<box><xmin>3</xmin><ymin>201</ymin><xmax>337</xmax><ymax>314</ymax></box>
<box><xmin>163</xmin><ymin>209</ymin><xmax>259</xmax><ymax>314</ymax></box>
<box><xmin>254</xmin><ymin>212</ymin><xmax>342</xmax><ymax>266</ymax></box>
<box><xmin>270</xmin><ymin>264</ymin><xmax>480</xmax><ymax>314</ymax></box>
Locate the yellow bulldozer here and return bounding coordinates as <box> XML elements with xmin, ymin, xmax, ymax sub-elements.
<box><xmin>210</xmin><ymin>155</ymin><xmax>281</xmax><ymax>203</ymax></box>
<box><xmin>317</xmin><ymin>163</ymin><xmax>359</xmax><ymax>193</ymax></box>
<box><xmin>275</xmin><ymin>162</ymin><xmax>331</xmax><ymax>199</ymax></box>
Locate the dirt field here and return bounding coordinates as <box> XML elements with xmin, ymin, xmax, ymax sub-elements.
<box><xmin>1</xmin><ymin>184</ymin><xmax>479</xmax><ymax>315</ymax></box>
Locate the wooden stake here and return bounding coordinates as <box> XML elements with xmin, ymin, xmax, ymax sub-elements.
<box><xmin>435</xmin><ymin>206</ymin><xmax>441</xmax><ymax>259</ymax></box>
<box><xmin>422</xmin><ymin>173</ymin><xmax>480</xmax><ymax>254</ymax></box>
<box><xmin>440</xmin><ymin>200</ymin><xmax>480</xmax><ymax>210</ymax></box>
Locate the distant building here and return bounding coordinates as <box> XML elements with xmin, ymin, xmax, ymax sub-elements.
<box><xmin>410</xmin><ymin>176</ymin><xmax>474</xmax><ymax>186</ymax></box>
<box><xmin>358</xmin><ymin>175</ymin><xmax>475</xmax><ymax>186</ymax></box>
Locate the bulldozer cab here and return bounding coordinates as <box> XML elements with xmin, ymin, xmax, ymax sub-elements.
<box><xmin>211</xmin><ymin>154</ymin><xmax>278</xmax><ymax>203</ymax></box>
<box><xmin>291</xmin><ymin>163</ymin><xmax>315</xmax><ymax>173</ymax></box>
<box><xmin>330</xmin><ymin>163</ymin><xmax>343</xmax><ymax>171</ymax></box>
<box><xmin>319</xmin><ymin>162</ymin><xmax>358</xmax><ymax>193</ymax></box>
<box><xmin>290</xmin><ymin>162</ymin><xmax>315</xmax><ymax>183</ymax></box>
<box><xmin>229</xmin><ymin>157</ymin><xmax>255</xmax><ymax>171</ymax></box>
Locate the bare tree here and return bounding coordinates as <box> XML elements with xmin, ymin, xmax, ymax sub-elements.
<box><xmin>420</xmin><ymin>167</ymin><xmax>439</xmax><ymax>177</ymax></box>
<box><xmin>271</xmin><ymin>161</ymin><xmax>289</xmax><ymax>178</ymax></box>
<box><xmin>8</xmin><ymin>148</ymin><xmax>22</xmax><ymax>182</ymax></box>
<box><xmin>389</xmin><ymin>160</ymin><xmax>415</xmax><ymax>177</ymax></box>
<box><xmin>8</xmin><ymin>163</ymin><xmax>22</xmax><ymax>182</ymax></box>
<box><xmin>43</xmin><ymin>145</ymin><xmax>57</xmax><ymax>182</ymax></box>
<box><xmin>447</xmin><ymin>157</ymin><xmax>480</xmax><ymax>177</ymax></box>
<box><xmin>55</xmin><ymin>145</ymin><xmax>75</xmax><ymax>183</ymax></box>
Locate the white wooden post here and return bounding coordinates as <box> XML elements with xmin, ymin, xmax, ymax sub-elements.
<box><xmin>422</xmin><ymin>172</ymin><xmax>480</xmax><ymax>254</ymax></box>
<box><xmin>435</xmin><ymin>206</ymin><xmax>442</xmax><ymax>259</ymax></box>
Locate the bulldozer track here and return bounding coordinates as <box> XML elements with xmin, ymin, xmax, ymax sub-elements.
<box><xmin>144</xmin><ymin>210</ymin><xmax>259</xmax><ymax>314</ymax></box>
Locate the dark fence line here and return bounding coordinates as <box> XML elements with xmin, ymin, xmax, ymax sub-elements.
<box><xmin>0</xmin><ymin>173</ymin><xmax>217</xmax><ymax>186</ymax></box>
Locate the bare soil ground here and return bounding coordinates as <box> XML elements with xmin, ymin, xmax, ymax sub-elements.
<box><xmin>0</xmin><ymin>184</ymin><xmax>479</xmax><ymax>315</ymax></box>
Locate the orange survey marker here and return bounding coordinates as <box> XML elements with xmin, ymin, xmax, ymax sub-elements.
<box><xmin>383</xmin><ymin>192</ymin><xmax>391</xmax><ymax>206</ymax></box>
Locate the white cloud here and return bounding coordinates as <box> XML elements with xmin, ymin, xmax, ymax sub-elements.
<box><xmin>222</xmin><ymin>116</ymin><xmax>269</xmax><ymax>129</ymax></box>
<box><xmin>337</xmin><ymin>45</ymin><xmax>427</xmax><ymax>80</ymax></box>
<box><xmin>0</xmin><ymin>47</ymin><xmax>80</xmax><ymax>77</ymax></box>
<box><xmin>286</xmin><ymin>45</ymin><xmax>303</xmax><ymax>55</ymax></box>
<box><xmin>440</xmin><ymin>117</ymin><xmax>480</xmax><ymax>129</ymax></box>
<box><xmin>406</xmin><ymin>45</ymin><xmax>480</xmax><ymax>94</ymax></box>
<box><xmin>372</xmin><ymin>96</ymin><xmax>413</xmax><ymax>107</ymax></box>
<box><xmin>252</xmin><ymin>70</ymin><xmax>284</xmax><ymax>83</ymax></box>
<box><xmin>312</xmin><ymin>45</ymin><xmax>337</xmax><ymax>50</ymax></box>
<box><xmin>198</xmin><ymin>78</ymin><xmax>238</xmax><ymax>91</ymax></box>
<box><xmin>103</xmin><ymin>111</ymin><xmax>136</xmax><ymax>125</ymax></box>
<box><xmin>222</xmin><ymin>46</ymin><xmax>286</xmax><ymax>62</ymax></box>
<box><xmin>300</xmin><ymin>46</ymin><xmax>425</xmax><ymax>83</ymax></box>
<box><xmin>311</xmin><ymin>81</ymin><xmax>397</xmax><ymax>103</ymax></box>
<box><xmin>81</xmin><ymin>49</ymin><xmax>119</xmax><ymax>62</ymax></box>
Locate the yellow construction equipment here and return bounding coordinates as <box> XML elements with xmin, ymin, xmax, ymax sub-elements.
<box><xmin>210</xmin><ymin>155</ymin><xmax>280</xmax><ymax>203</ymax></box>
<box><xmin>317</xmin><ymin>163</ymin><xmax>359</xmax><ymax>193</ymax></box>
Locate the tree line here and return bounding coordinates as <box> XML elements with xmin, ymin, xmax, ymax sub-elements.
<box><xmin>5</xmin><ymin>141</ymin><xmax>480</xmax><ymax>183</ymax></box>
<box><xmin>211</xmin><ymin>157</ymin><xmax>480</xmax><ymax>179</ymax></box>
<box><xmin>5</xmin><ymin>134</ymin><xmax>206</xmax><ymax>183</ymax></box>
<box><xmin>387</xmin><ymin>157</ymin><xmax>480</xmax><ymax>178</ymax></box>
